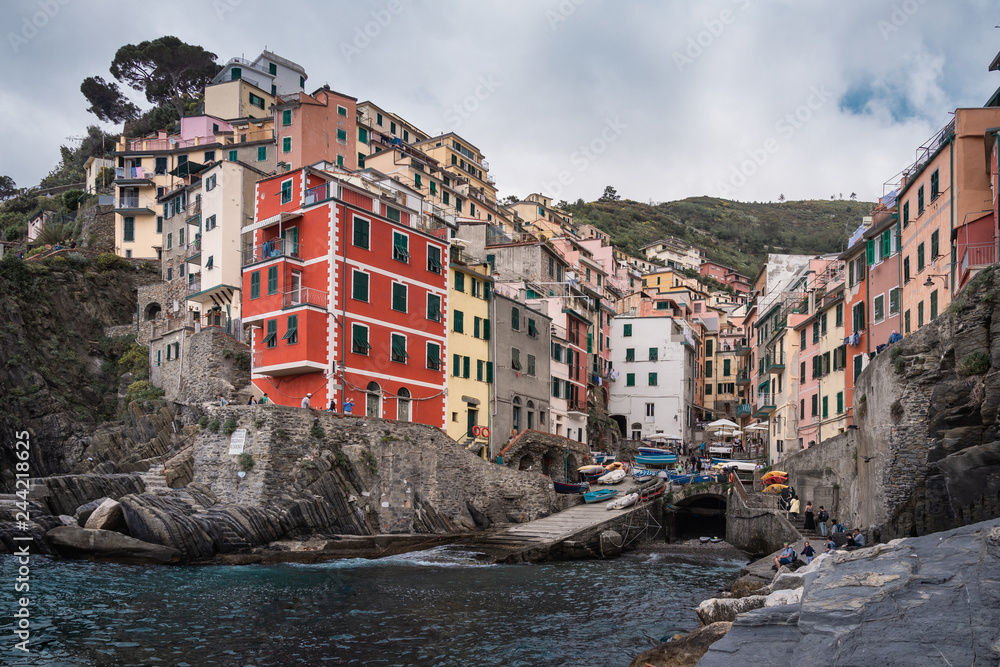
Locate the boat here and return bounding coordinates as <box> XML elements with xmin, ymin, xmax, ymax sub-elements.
<box><xmin>631</xmin><ymin>467</ymin><xmax>657</xmax><ymax>480</ymax></box>
<box><xmin>638</xmin><ymin>446</ymin><xmax>673</xmax><ymax>456</ymax></box>
<box><xmin>597</xmin><ymin>468</ymin><xmax>626</xmax><ymax>485</ymax></box>
<box><xmin>605</xmin><ymin>461</ymin><xmax>626</xmax><ymax>472</ymax></box>
<box><xmin>699</xmin><ymin>536</ymin><xmax>712</xmax><ymax>543</ymax></box>
<box><xmin>635</xmin><ymin>454</ymin><xmax>678</xmax><ymax>467</ymax></box>
<box><xmin>582</xmin><ymin>470</ymin><xmax>606</xmax><ymax>483</ymax></box>
<box><xmin>711</xmin><ymin>460</ymin><xmax>761</xmax><ymax>473</ymax></box>
<box><xmin>763</xmin><ymin>483</ymin><xmax>788</xmax><ymax>494</ymax></box>
<box><xmin>639</xmin><ymin>479</ymin><xmax>666</xmax><ymax>501</ymax></box>
<box><xmin>591</xmin><ymin>452</ymin><xmax>616</xmax><ymax>464</ymax></box>
<box><xmin>606</xmin><ymin>492</ymin><xmax>639</xmax><ymax>510</ymax></box>
<box><xmin>667</xmin><ymin>473</ymin><xmax>692</xmax><ymax>485</ymax></box>
<box><xmin>709</xmin><ymin>537</ymin><xmax>724</xmax><ymax>543</ymax></box>
<box><xmin>761</xmin><ymin>470</ymin><xmax>788</xmax><ymax>481</ymax></box>
<box><xmin>577</xmin><ymin>464</ymin><xmax>605</xmax><ymax>474</ymax></box>
<box><xmin>553</xmin><ymin>480</ymin><xmax>589</xmax><ymax>494</ymax></box>
<box><xmin>691</xmin><ymin>473</ymin><xmax>717</xmax><ymax>484</ymax></box>
<box><xmin>584</xmin><ymin>488</ymin><xmax>619</xmax><ymax>504</ymax></box>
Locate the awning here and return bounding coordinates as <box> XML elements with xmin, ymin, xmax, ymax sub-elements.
<box><xmin>462</xmin><ymin>396</ymin><xmax>480</xmax><ymax>406</ymax></box>
<box><xmin>241</xmin><ymin>210</ymin><xmax>302</xmax><ymax>234</ymax></box>
<box><xmin>169</xmin><ymin>160</ymin><xmax>207</xmax><ymax>177</ymax></box>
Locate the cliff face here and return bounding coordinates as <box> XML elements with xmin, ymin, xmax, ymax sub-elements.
<box><xmin>855</xmin><ymin>267</ymin><xmax>1000</xmax><ymax>541</ymax></box>
<box><xmin>0</xmin><ymin>256</ymin><xmax>160</xmax><ymax>487</ymax></box>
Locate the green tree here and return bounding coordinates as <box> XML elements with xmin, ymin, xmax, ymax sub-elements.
<box><xmin>80</xmin><ymin>76</ymin><xmax>140</xmax><ymax>124</ymax></box>
<box><xmin>109</xmin><ymin>36</ymin><xmax>220</xmax><ymax>118</ymax></box>
<box><xmin>599</xmin><ymin>186</ymin><xmax>620</xmax><ymax>202</ymax></box>
<box><xmin>0</xmin><ymin>176</ymin><xmax>17</xmax><ymax>202</ymax></box>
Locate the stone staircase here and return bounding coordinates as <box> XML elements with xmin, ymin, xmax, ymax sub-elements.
<box><xmin>788</xmin><ymin>512</ymin><xmax>826</xmax><ymax>541</ymax></box>
<box><xmin>140</xmin><ymin>464</ymin><xmax>170</xmax><ymax>495</ymax></box>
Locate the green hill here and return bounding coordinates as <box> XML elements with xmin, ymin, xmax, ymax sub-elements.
<box><xmin>566</xmin><ymin>197</ymin><xmax>874</xmax><ymax>277</ymax></box>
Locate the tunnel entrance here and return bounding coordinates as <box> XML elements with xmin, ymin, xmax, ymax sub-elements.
<box><xmin>667</xmin><ymin>495</ymin><xmax>727</xmax><ymax>541</ymax></box>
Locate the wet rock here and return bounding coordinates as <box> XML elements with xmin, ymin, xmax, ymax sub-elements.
<box><xmin>598</xmin><ymin>530</ymin><xmax>623</xmax><ymax>557</ymax></box>
<box><xmin>695</xmin><ymin>595</ymin><xmax>767</xmax><ymax>625</ymax></box>
<box><xmin>729</xmin><ymin>575</ymin><xmax>768</xmax><ymax>598</ymax></box>
<box><xmin>627</xmin><ymin>621</ymin><xmax>732</xmax><ymax>667</ymax></box>
<box><xmin>84</xmin><ymin>498</ymin><xmax>126</xmax><ymax>532</ymax></box>
<box><xmin>46</xmin><ymin>525</ymin><xmax>181</xmax><ymax>563</ymax></box>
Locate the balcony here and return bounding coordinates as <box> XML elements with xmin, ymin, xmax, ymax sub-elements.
<box><xmin>183</xmin><ymin>238</ymin><xmax>202</xmax><ymax>264</ymax></box>
<box><xmin>567</xmin><ymin>400</ymin><xmax>588</xmax><ymax>415</ymax></box>
<box><xmin>282</xmin><ymin>286</ymin><xmax>328</xmax><ymax>310</ymax></box>
<box><xmin>735</xmin><ymin>370</ymin><xmax>752</xmax><ymax>386</ymax></box>
<box><xmin>959</xmin><ymin>242</ymin><xmax>997</xmax><ymax>286</ymax></box>
<box><xmin>766</xmin><ymin>353</ymin><xmax>786</xmax><ymax>374</ymax></box>
<box><xmin>114</xmin><ymin>195</ymin><xmax>155</xmax><ymax>215</ymax></box>
<box><xmin>242</xmin><ymin>238</ymin><xmax>302</xmax><ymax>267</ymax></box>
<box><xmin>114</xmin><ymin>167</ymin><xmax>154</xmax><ymax>184</ymax></box>
<box><xmin>736</xmin><ymin>403</ymin><xmax>752</xmax><ymax>416</ymax></box>
<box><xmin>186</xmin><ymin>278</ymin><xmax>202</xmax><ymax>296</ymax></box>
<box><xmin>252</xmin><ymin>349</ymin><xmax>326</xmax><ymax>377</ymax></box>
<box><xmin>753</xmin><ymin>393</ymin><xmax>775</xmax><ymax>418</ymax></box>
<box><xmin>184</xmin><ymin>198</ymin><xmax>201</xmax><ymax>223</ymax></box>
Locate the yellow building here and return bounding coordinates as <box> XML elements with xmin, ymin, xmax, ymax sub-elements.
<box><xmin>446</xmin><ymin>247</ymin><xmax>494</xmax><ymax>457</ymax></box>
<box><xmin>204</xmin><ymin>79</ymin><xmax>274</xmax><ymax>121</ymax></box>
<box><xmin>413</xmin><ymin>133</ymin><xmax>499</xmax><ymax>222</ymax></box>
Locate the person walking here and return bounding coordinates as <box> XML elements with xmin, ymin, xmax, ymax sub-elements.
<box><xmin>817</xmin><ymin>506</ymin><xmax>830</xmax><ymax>537</ymax></box>
<box><xmin>803</xmin><ymin>501</ymin><xmax>815</xmax><ymax>531</ymax></box>
<box><xmin>789</xmin><ymin>495</ymin><xmax>800</xmax><ymax>521</ymax></box>
<box><xmin>801</xmin><ymin>540</ymin><xmax>816</xmax><ymax>564</ymax></box>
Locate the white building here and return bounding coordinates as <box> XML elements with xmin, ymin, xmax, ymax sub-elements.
<box><xmin>608</xmin><ymin>315</ymin><xmax>697</xmax><ymax>443</ymax></box>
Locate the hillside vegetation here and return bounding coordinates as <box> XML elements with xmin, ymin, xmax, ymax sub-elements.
<box><xmin>567</xmin><ymin>197</ymin><xmax>874</xmax><ymax>277</ymax></box>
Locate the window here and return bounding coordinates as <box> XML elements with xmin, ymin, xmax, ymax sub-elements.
<box><xmin>931</xmin><ymin>229</ymin><xmax>940</xmax><ymax>259</ymax></box>
<box><xmin>390</xmin><ymin>333</ymin><xmax>408</xmax><ymax>363</ymax></box>
<box><xmin>511</xmin><ymin>307</ymin><xmax>520</xmax><ymax>330</ymax></box>
<box><xmin>391</xmin><ymin>283</ymin><xmax>407</xmax><ymax>312</ymax></box>
<box><xmin>385</xmin><ymin>206</ymin><xmax>400</xmax><ymax>223</ymax></box>
<box><xmin>358</xmin><ymin>127</ymin><xmax>368</xmax><ymax>144</ymax></box>
<box><xmin>552</xmin><ymin>378</ymin><xmax>562</xmax><ymax>398</ymax></box>
<box><xmin>930</xmin><ymin>169</ymin><xmax>939</xmax><ymax>200</ymax></box>
<box><xmin>473</xmin><ymin>317</ymin><xmax>481</xmax><ymax>339</ymax></box>
<box><xmin>723</xmin><ymin>358</ymin><xmax>731</xmax><ymax>376</ymax></box>
<box><xmin>282</xmin><ymin>315</ymin><xmax>298</xmax><ymax>344</ymax></box>
<box><xmin>280</xmin><ymin>179</ymin><xmax>292</xmax><ymax>204</ymax></box>
<box><xmin>267</xmin><ymin>266</ymin><xmax>278</xmax><ymax>294</ymax></box>
<box><xmin>648</xmin><ymin>372</ymin><xmax>658</xmax><ymax>386</ymax></box>
<box><xmin>917</xmin><ymin>185</ymin><xmax>925</xmax><ymax>215</ymax></box>
<box><xmin>528</xmin><ymin>319</ymin><xmax>539</xmax><ymax>338</ymax></box>
<box><xmin>352</xmin><ymin>270</ymin><xmax>369</xmax><ymax>302</ymax></box>
<box><xmin>930</xmin><ymin>290</ymin><xmax>938</xmax><ymax>321</ymax></box>
<box><xmin>264</xmin><ymin>319</ymin><xmax>278</xmax><ymax>348</ymax></box>
<box><xmin>179</xmin><ymin>228</ymin><xmax>185</xmax><ymax>246</ymax></box>
<box><xmin>706</xmin><ymin>360</ymin><xmax>713</xmax><ymax>377</ymax></box>
<box><xmin>889</xmin><ymin>287</ymin><xmax>900</xmax><ymax>316</ymax></box>
<box><xmin>248</xmin><ymin>93</ymin><xmax>265</xmax><ymax>109</ymax></box>
<box><xmin>427</xmin><ymin>343</ymin><xmax>441</xmax><ymax>370</ymax></box>
<box><xmin>623</xmin><ymin>323</ymin><xmax>632</xmax><ymax>337</ymax></box>
<box><xmin>800</xmin><ymin>330</ymin><xmax>807</xmax><ymax>349</ymax></box>
<box><xmin>204</xmin><ymin>150</ymin><xmax>215</xmax><ymax>162</ymax></box>
<box><xmin>206</xmin><ymin>175</ymin><xmax>217</xmax><ymax>191</ymax></box>
<box><xmin>821</xmin><ymin>313</ymin><xmax>828</xmax><ymax>335</ymax></box>
<box><xmin>414</xmin><ymin>174</ymin><xmax>422</xmax><ymax>189</ymax></box>
<box><xmin>852</xmin><ymin>301</ymin><xmax>865</xmax><ymax>333</ymax></box>
<box><xmin>800</xmin><ymin>361</ymin><xmax>806</xmax><ymax>379</ymax></box>
<box><xmin>392</xmin><ymin>232</ymin><xmax>409</xmax><ymax>262</ymax></box>
<box><xmin>353</xmin><ymin>217</ymin><xmax>370</xmax><ymax>249</ymax></box>
<box><xmin>511</xmin><ymin>348</ymin><xmax>522</xmax><ymax>371</ymax></box>
<box><xmin>836</xmin><ymin>303</ymin><xmax>843</xmax><ymax>327</ymax></box>
<box><xmin>376</xmin><ymin>112</ymin><xmax>383</xmax><ymax>126</ymax></box>
<box><xmin>282</xmin><ymin>109</ymin><xmax>292</xmax><ymax>125</ymax></box>
<box><xmin>454</xmin><ymin>310</ymin><xmax>464</xmax><ymax>333</ymax></box>
<box><xmin>648</xmin><ymin>347</ymin><xmax>658</xmax><ymax>361</ymax></box>
<box><xmin>228</xmin><ymin>150</ymin><xmax>237</xmax><ymax>162</ymax></box>
<box><xmin>918</xmin><ymin>301</ymin><xmax>924</xmax><ymax>328</ymax></box>
<box><xmin>813</xmin><ymin>321</ymin><xmax>820</xmax><ymax>343</ymax></box>
<box><xmin>167</xmin><ymin>267</ymin><xmax>172</xmax><ymax>281</ymax></box>
<box><xmin>166</xmin><ymin>233</ymin><xmax>172</xmax><ymax>250</ymax></box>
<box><xmin>430</xmin><ymin>181</ymin><xmax>437</xmax><ymax>195</ymax></box>
<box><xmin>391</xmin><ymin>121</ymin><xmax>397</xmax><ymax>134</ymax></box>
<box><xmin>205</xmin><ymin>255</ymin><xmax>214</xmax><ymax>270</ymax></box>
<box><xmin>123</xmin><ymin>217</ymin><xmax>134</xmax><ymax>242</ymax></box>
<box><xmin>903</xmin><ymin>200</ymin><xmax>910</xmax><ymax>227</ymax></box>
<box><xmin>337</xmin><ymin>154</ymin><xmax>344</xmax><ymax>167</ymax></box>
<box><xmin>527</xmin><ymin>354</ymin><xmax>536</xmax><ymax>376</ymax></box>
<box><xmin>427</xmin><ymin>293</ymin><xmax>441</xmax><ymax>321</ymax></box>
<box><xmin>337</xmin><ymin>105</ymin><xmax>348</xmax><ymax>117</ymax></box>
<box><xmin>705</xmin><ymin>384</ymin><xmax>713</xmax><ymax>395</ymax></box>
<box><xmin>905</xmin><ymin>309</ymin><xmax>911</xmax><ymax>334</ymax></box>
<box><xmin>917</xmin><ymin>243</ymin><xmax>925</xmax><ymax>272</ymax></box>
<box><xmin>427</xmin><ymin>246</ymin><xmax>442</xmax><ymax>273</ymax></box>
<box><xmin>626</xmin><ymin>373</ymin><xmax>635</xmax><ymax>387</ymax></box>
<box><xmin>645</xmin><ymin>403</ymin><xmax>655</xmax><ymax>417</ymax></box>
<box><xmin>482</xmin><ymin>318</ymin><xmax>491</xmax><ymax>340</ymax></box>
<box><xmin>282</xmin><ymin>137</ymin><xmax>292</xmax><ymax>153</ymax></box>
<box><xmin>337</xmin><ymin>129</ymin><xmax>347</xmax><ymax>142</ymax></box>
<box><xmin>257</xmin><ymin>146</ymin><xmax>267</xmax><ymax>162</ymax></box>
<box><xmin>250</xmin><ymin>271</ymin><xmax>260</xmax><ymax>299</ymax></box>
<box><xmin>837</xmin><ymin>391</ymin><xmax>844</xmax><ymax>414</ymax></box>
<box><xmin>352</xmin><ymin>324</ymin><xmax>371</xmax><ymax>355</ymax></box>
<box><xmin>625</xmin><ymin>348</ymin><xmax>635</xmax><ymax>362</ymax></box>
<box><xmin>874</xmin><ymin>294</ymin><xmax>885</xmax><ymax>322</ymax></box>
<box><xmin>811</xmin><ymin>394</ymin><xmax>818</xmax><ymax>416</ymax></box>
<box><xmin>904</xmin><ymin>256</ymin><xmax>911</xmax><ymax>282</ymax></box>
<box><xmin>454</xmin><ymin>271</ymin><xmax>465</xmax><ymax>292</ymax></box>
<box><xmin>854</xmin><ymin>353</ymin><xmax>863</xmax><ymax>384</ymax></box>
<box><xmin>268</xmin><ymin>62</ymin><xmax>277</xmax><ymax>75</ymax></box>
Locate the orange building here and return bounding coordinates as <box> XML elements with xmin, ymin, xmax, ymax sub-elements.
<box><xmin>274</xmin><ymin>87</ymin><xmax>360</xmax><ymax>172</ymax></box>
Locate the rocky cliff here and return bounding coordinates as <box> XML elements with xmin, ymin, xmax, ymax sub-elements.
<box><xmin>855</xmin><ymin>266</ymin><xmax>1000</xmax><ymax>541</ymax></box>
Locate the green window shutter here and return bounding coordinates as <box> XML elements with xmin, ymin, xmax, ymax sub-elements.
<box><xmin>427</xmin><ymin>344</ymin><xmax>441</xmax><ymax>369</ymax></box>
<box><xmin>267</xmin><ymin>267</ymin><xmax>278</xmax><ymax>294</ymax></box>
<box><xmin>881</xmin><ymin>229</ymin><xmax>890</xmax><ymax>258</ymax></box>
<box><xmin>282</xmin><ymin>109</ymin><xmax>291</xmax><ymax>125</ymax></box>
<box><xmin>623</xmin><ymin>324</ymin><xmax>632</xmax><ymax>337</ymax></box>
<box><xmin>626</xmin><ymin>373</ymin><xmax>635</xmax><ymax>387</ymax></box>
<box><xmin>392</xmin><ymin>232</ymin><xmax>409</xmax><ymax>261</ymax></box>
<box><xmin>281</xmin><ymin>180</ymin><xmax>292</xmax><ymax>203</ymax></box>
<box><xmin>455</xmin><ymin>271</ymin><xmax>465</xmax><ymax>292</ymax></box>
<box><xmin>800</xmin><ymin>330</ymin><xmax>806</xmax><ymax>349</ymax></box>
<box><xmin>477</xmin><ymin>360</ymin><xmax>484</xmax><ymax>381</ymax></box>
<box><xmin>392</xmin><ymin>283</ymin><xmax>407</xmax><ymax>312</ymax></box>
<box><xmin>337</xmin><ymin>129</ymin><xmax>347</xmax><ymax>142</ymax></box>
<box><xmin>463</xmin><ymin>356</ymin><xmax>470</xmax><ymax>378</ymax></box>
<box><xmin>931</xmin><ymin>230</ymin><xmax>939</xmax><ymax>258</ymax></box>
<box><xmin>486</xmin><ymin>361</ymin><xmax>493</xmax><ymax>383</ymax></box>
<box><xmin>474</xmin><ymin>317</ymin><xmax>481</xmax><ymax>338</ymax></box>
<box><xmin>866</xmin><ymin>239</ymin><xmax>874</xmax><ymax>266</ymax></box>
<box><xmin>282</xmin><ymin>315</ymin><xmax>298</xmax><ymax>342</ymax></box>
<box><xmin>625</xmin><ymin>348</ymin><xmax>634</xmax><ymax>362</ymax></box>
<box><xmin>391</xmin><ymin>334</ymin><xmax>407</xmax><ymax>362</ymax></box>
<box><xmin>352</xmin><ymin>271</ymin><xmax>368</xmax><ymax>301</ymax></box>
<box><xmin>512</xmin><ymin>308</ymin><xmax>520</xmax><ymax>330</ymax></box>
<box><xmin>359</xmin><ymin>127</ymin><xmax>368</xmax><ymax>143</ymax></box>
<box><xmin>264</xmin><ymin>319</ymin><xmax>277</xmax><ymax>347</ymax></box>
<box><xmin>822</xmin><ymin>396</ymin><xmax>829</xmax><ymax>418</ymax></box>
<box><xmin>427</xmin><ymin>294</ymin><xmax>441</xmax><ymax>321</ymax></box>
<box><xmin>930</xmin><ymin>290</ymin><xmax>938</xmax><ymax>320</ymax></box>
<box><xmin>848</xmin><ymin>259</ymin><xmax>854</xmax><ymax>285</ymax></box>
<box><xmin>648</xmin><ymin>372</ymin><xmax>657</xmax><ymax>386</ymax></box>
<box><xmin>453</xmin><ymin>354</ymin><xmax>461</xmax><ymax>376</ymax></box>
<box><xmin>483</xmin><ymin>319</ymin><xmax>491</xmax><ymax>340</ymax></box>
<box><xmin>250</xmin><ymin>272</ymin><xmax>260</xmax><ymax>299</ymax></box>
<box><xmin>454</xmin><ymin>310</ymin><xmax>464</xmax><ymax>333</ymax></box>
<box><xmin>352</xmin><ymin>325</ymin><xmax>370</xmax><ymax>354</ymax></box>
<box><xmin>723</xmin><ymin>359</ymin><xmax>731</xmax><ymax>376</ymax></box>
<box><xmin>553</xmin><ymin>378</ymin><xmax>560</xmax><ymax>398</ymax></box>
<box><xmin>228</xmin><ymin>150</ymin><xmax>238</xmax><ymax>162</ymax></box>
<box><xmin>282</xmin><ymin>137</ymin><xmax>291</xmax><ymax>153</ymax></box>
<box><xmin>123</xmin><ymin>217</ymin><xmax>135</xmax><ymax>242</ymax></box>
<box><xmin>837</xmin><ymin>391</ymin><xmax>844</xmax><ymax>414</ymax></box>
<box><xmin>257</xmin><ymin>146</ymin><xmax>266</xmax><ymax>161</ymax></box>
<box><xmin>353</xmin><ymin>217</ymin><xmax>369</xmax><ymax>248</ymax></box>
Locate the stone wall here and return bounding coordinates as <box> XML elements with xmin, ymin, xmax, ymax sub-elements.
<box><xmin>767</xmin><ymin>431</ymin><xmax>857</xmax><ymax>528</ymax></box>
<box><xmin>78</xmin><ymin>203</ymin><xmax>115</xmax><ymax>252</ymax></box>
<box><xmin>725</xmin><ymin>494</ymin><xmax>801</xmax><ymax>555</ymax></box>
<box><xmin>176</xmin><ymin>327</ymin><xmax>250</xmax><ymax>404</ymax></box>
<box><xmin>496</xmin><ymin>429</ymin><xmax>592</xmax><ymax>483</ymax></box>
<box><xmin>854</xmin><ymin>266</ymin><xmax>1000</xmax><ymax>541</ymax></box>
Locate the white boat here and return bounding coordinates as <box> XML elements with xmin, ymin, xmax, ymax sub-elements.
<box><xmin>607</xmin><ymin>492</ymin><xmax>639</xmax><ymax>510</ymax></box>
<box><xmin>597</xmin><ymin>468</ymin><xmax>626</xmax><ymax>485</ymax></box>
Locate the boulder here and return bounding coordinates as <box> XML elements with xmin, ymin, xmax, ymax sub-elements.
<box><xmin>84</xmin><ymin>498</ymin><xmax>126</xmax><ymax>532</ymax></box>
<box><xmin>73</xmin><ymin>497</ymin><xmax>109</xmax><ymax>525</ymax></box>
<box><xmin>729</xmin><ymin>575</ymin><xmax>768</xmax><ymax>598</ymax></box>
<box><xmin>57</xmin><ymin>515</ymin><xmax>77</xmax><ymax>526</ymax></box>
<box><xmin>627</xmin><ymin>621</ymin><xmax>732</xmax><ymax>667</ymax></box>
<box><xmin>46</xmin><ymin>525</ymin><xmax>181</xmax><ymax>563</ymax></box>
<box><xmin>769</xmin><ymin>571</ymin><xmax>805</xmax><ymax>592</ymax></box>
<box><xmin>696</xmin><ymin>595</ymin><xmax>767</xmax><ymax>625</ymax></box>
<box><xmin>765</xmin><ymin>587</ymin><xmax>802</xmax><ymax>607</ymax></box>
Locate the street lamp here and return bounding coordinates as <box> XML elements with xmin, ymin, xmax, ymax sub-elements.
<box><xmin>923</xmin><ymin>274</ymin><xmax>948</xmax><ymax>289</ymax></box>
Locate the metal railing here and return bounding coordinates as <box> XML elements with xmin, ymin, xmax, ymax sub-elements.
<box><xmin>184</xmin><ymin>198</ymin><xmax>201</xmax><ymax>220</ymax></box>
<box><xmin>187</xmin><ymin>278</ymin><xmax>202</xmax><ymax>295</ymax></box>
<box><xmin>282</xmin><ymin>287</ymin><xmax>328</xmax><ymax>309</ymax></box>
<box><xmin>150</xmin><ymin>316</ymin><xmax>193</xmax><ymax>339</ymax></box>
<box><xmin>117</xmin><ymin>195</ymin><xmax>143</xmax><ymax>209</ymax></box>
<box><xmin>242</xmin><ymin>238</ymin><xmax>301</xmax><ymax>266</ymax></box>
<box><xmin>960</xmin><ymin>242</ymin><xmax>997</xmax><ymax>275</ymax></box>
<box><xmin>115</xmin><ymin>167</ymin><xmax>150</xmax><ymax>180</ymax></box>
<box><xmin>126</xmin><ymin>136</ymin><xmax>203</xmax><ymax>152</ymax></box>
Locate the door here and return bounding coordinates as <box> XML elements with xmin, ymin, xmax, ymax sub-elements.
<box><xmin>289</xmin><ymin>270</ymin><xmax>302</xmax><ymax>305</ymax></box>
<box><xmin>281</xmin><ymin>227</ymin><xmax>299</xmax><ymax>257</ymax></box>
<box><xmin>366</xmin><ymin>382</ymin><xmax>381</xmax><ymax>418</ymax></box>
<box><xmin>467</xmin><ymin>408</ymin><xmax>478</xmax><ymax>438</ymax></box>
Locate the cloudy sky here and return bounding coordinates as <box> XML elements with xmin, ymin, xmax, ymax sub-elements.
<box><xmin>2</xmin><ymin>0</ymin><xmax>998</xmax><ymax>204</ymax></box>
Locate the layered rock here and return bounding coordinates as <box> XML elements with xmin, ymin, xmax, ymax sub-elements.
<box><xmin>698</xmin><ymin>518</ymin><xmax>1000</xmax><ymax>665</ymax></box>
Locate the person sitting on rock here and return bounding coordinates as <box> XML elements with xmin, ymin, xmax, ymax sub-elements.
<box><xmin>772</xmin><ymin>542</ymin><xmax>796</xmax><ymax>569</ymax></box>
<box><xmin>846</xmin><ymin>529</ymin><xmax>865</xmax><ymax>548</ymax></box>
<box><xmin>801</xmin><ymin>540</ymin><xmax>816</xmax><ymax>564</ymax></box>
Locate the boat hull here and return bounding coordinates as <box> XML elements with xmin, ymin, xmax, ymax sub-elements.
<box><xmin>553</xmin><ymin>481</ymin><xmax>589</xmax><ymax>494</ymax></box>
<box><xmin>635</xmin><ymin>454</ymin><xmax>678</xmax><ymax>467</ymax></box>
<box><xmin>584</xmin><ymin>489</ymin><xmax>619</xmax><ymax>504</ymax></box>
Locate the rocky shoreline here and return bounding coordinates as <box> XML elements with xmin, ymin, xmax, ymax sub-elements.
<box><xmin>630</xmin><ymin>518</ymin><xmax>1000</xmax><ymax>666</ymax></box>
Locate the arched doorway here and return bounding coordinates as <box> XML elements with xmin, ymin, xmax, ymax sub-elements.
<box><xmin>631</xmin><ymin>422</ymin><xmax>642</xmax><ymax>441</ymax></box>
<box><xmin>512</xmin><ymin>397</ymin><xmax>522</xmax><ymax>433</ymax></box>
<box><xmin>144</xmin><ymin>303</ymin><xmax>162</xmax><ymax>321</ymax></box>
<box><xmin>518</xmin><ymin>453</ymin><xmax>534</xmax><ymax>471</ymax></box>
<box><xmin>526</xmin><ymin>400</ymin><xmax>535</xmax><ymax>431</ymax></box>
<box><xmin>397</xmin><ymin>387</ymin><xmax>411</xmax><ymax>422</ymax></box>
<box><xmin>366</xmin><ymin>381</ymin><xmax>381</xmax><ymax>418</ymax></box>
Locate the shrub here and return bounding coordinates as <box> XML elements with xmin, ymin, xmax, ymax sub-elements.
<box><xmin>95</xmin><ymin>252</ymin><xmax>125</xmax><ymax>271</ymax></box>
<box><xmin>333</xmin><ymin>450</ymin><xmax>347</xmax><ymax>467</ymax></box>
<box><xmin>26</xmin><ymin>247</ymin><xmax>47</xmax><ymax>258</ymax></box>
<box><xmin>118</xmin><ymin>343</ymin><xmax>149</xmax><ymax>380</ymax></box>
<box><xmin>47</xmin><ymin>255</ymin><xmax>69</xmax><ymax>269</ymax></box>
<box><xmin>207</xmin><ymin>419</ymin><xmax>220</xmax><ymax>433</ymax></box>
<box><xmin>889</xmin><ymin>346</ymin><xmax>903</xmax><ymax>361</ymax></box>
<box><xmin>311</xmin><ymin>422</ymin><xmax>325</xmax><ymax>439</ymax></box>
<box><xmin>124</xmin><ymin>380</ymin><xmax>164</xmax><ymax>406</ymax></box>
<box><xmin>360</xmin><ymin>448</ymin><xmax>378</xmax><ymax>476</ymax></box>
<box><xmin>236</xmin><ymin>452</ymin><xmax>254</xmax><ymax>471</ymax></box>
<box><xmin>958</xmin><ymin>351</ymin><xmax>990</xmax><ymax>377</ymax></box>
<box><xmin>64</xmin><ymin>252</ymin><xmax>91</xmax><ymax>269</ymax></box>
<box><xmin>301</xmin><ymin>460</ymin><xmax>317</xmax><ymax>470</ymax></box>
<box><xmin>198</xmin><ymin>416</ymin><xmax>209</xmax><ymax>428</ymax></box>
<box><xmin>893</xmin><ymin>357</ymin><xmax>905</xmax><ymax>374</ymax></box>
<box><xmin>222</xmin><ymin>417</ymin><xmax>238</xmax><ymax>436</ymax></box>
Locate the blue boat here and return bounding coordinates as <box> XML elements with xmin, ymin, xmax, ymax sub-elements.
<box><xmin>553</xmin><ymin>480</ymin><xmax>589</xmax><ymax>494</ymax></box>
<box><xmin>592</xmin><ymin>452</ymin><xmax>616</xmax><ymax>465</ymax></box>
<box><xmin>631</xmin><ymin>467</ymin><xmax>657</xmax><ymax>480</ymax></box>
<box><xmin>638</xmin><ymin>446</ymin><xmax>673</xmax><ymax>456</ymax></box>
<box><xmin>635</xmin><ymin>454</ymin><xmax>678</xmax><ymax>467</ymax></box>
<box><xmin>584</xmin><ymin>488</ymin><xmax>619</xmax><ymax>504</ymax></box>
<box><xmin>691</xmin><ymin>473</ymin><xmax>717</xmax><ymax>484</ymax></box>
<box><xmin>667</xmin><ymin>473</ymin><xmax>693</xmax><ymax>485</ymax></box>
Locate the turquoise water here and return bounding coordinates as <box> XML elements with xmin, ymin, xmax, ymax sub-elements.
<box><xmin>1</xmin><ymin>547</ymin><xmax>740</xmax><ymax>666</ymax></box>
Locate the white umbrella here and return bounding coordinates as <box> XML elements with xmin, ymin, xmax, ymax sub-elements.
<box><xmin>706</xmin><ymin>419</ymin><xmax>739</xmax><ymax>430</ymax></box>
<box><xmin>647</xmin><ymin>433</ymin><xmax>681</xmax><ymax>442</ymax></box>
<box><xmin>745</xmin><ymin>424</ymin><xmax>768</xmax><ymax>431</ymax></box>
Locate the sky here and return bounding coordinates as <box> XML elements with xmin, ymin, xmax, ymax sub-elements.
<box><xmin>2</xmin><ymin>0</ymin><xmax>999</xmax><ymax>204</ymax></box>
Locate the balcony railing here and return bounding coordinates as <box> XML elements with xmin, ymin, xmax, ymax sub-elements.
<box><xmin>766</xmin><ymin>353</ymin><xmax>786</xmax><ymax>372</ymax></box>
<box><xmin>304</xmin><ymin>182</ymin><xmax>333</xmax><ymax>206</ymax></box>
<box><xmin>116</xmin><ymin>195</ymin><xmax>152</xmax><ymax>210</ymax></box>
<box><xmin>126</xmin><ymin>136</ymin><xmax>204</xmax><ymax>152</ymax></box>
<box><xmin>960</xmin><ymin>242</ymin><xmax>997</xmax><ymax>276</ymax></box>
<box><xmin>149</xmin><ymin>315</ymin><xmax>193</xmax><ymax>340</ymax></box>
<box><xmin>184</xmin><ymin>198</ymin><xmax>201</xmax><ymax>221</ymax></box>
<box><xmin>242</xmin><ymin>238</ymin><xmax>301</xmax><ymax>266</ymax></box>
<box><xmin>282</xmin><ymin>287</ymin><xmax>328</xmax><ymax>310</ymax></box>
<box><xmin>115</xmin><ymin>167</ymin><xmax>151</xmax><ymax>181</ymax></box>
<box><xmin>186</xmin><ymin>278</ymin><xmax>202</xmax><ymax>295</ymax></box>
<box><xmin>567</xmin><ymin>400</ymin><xmax>588</xmax><ymax>413</ymax></box>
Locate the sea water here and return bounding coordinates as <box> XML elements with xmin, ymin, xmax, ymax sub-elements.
<box><xmin>0</xmin><ymin>547</ymin><xmax>740</xmax><ymax>667</ymax></box>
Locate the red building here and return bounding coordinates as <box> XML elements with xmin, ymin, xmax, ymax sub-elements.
<box><xmin>241</xmin><ymin>165</ymin><xmax>448</xmax><ymax>425</ymax></box>
<box><xmin>701</xmin><ymin>260</ymin><xmax>751</xmax><ymax>295</ymax></box>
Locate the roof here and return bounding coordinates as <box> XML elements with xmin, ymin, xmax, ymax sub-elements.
<box><xmin>260</xmin><ymin>50</ymin><xmax>307</xmax><ymax>75</ymax></box>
